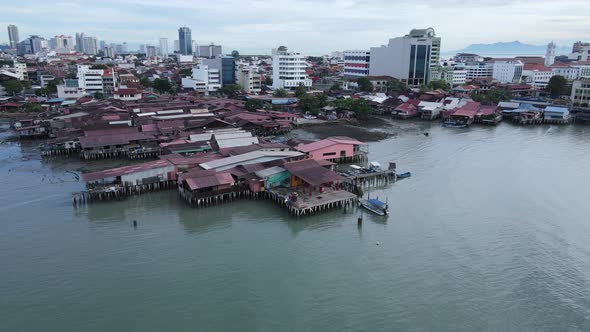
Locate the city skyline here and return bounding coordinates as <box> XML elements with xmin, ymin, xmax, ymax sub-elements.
<box><xmin>2</xmin><ymin>0</ymin><xmax>590</xmax><ymax>54</ymax></box>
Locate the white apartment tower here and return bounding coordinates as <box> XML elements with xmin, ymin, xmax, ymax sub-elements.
<box><xmin>159</xmin><ymin>38</ymin><xmax>169</xmax><ymax>58</ymax></box>
<box><xmin>545</xmin><ymin>41</ymin><xmax>556</xmax><ymax>67</ymax></box>
<box><xmin>271</xmin><ymin>46</ymin><xmax>311</xmax><ymax>90</ymax></box>
<box><xmin>369</xmin><ymin>28</ymin><xmax>441</xmax><ymax>86</ymax></box>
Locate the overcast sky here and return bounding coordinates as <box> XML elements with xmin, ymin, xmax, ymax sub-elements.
<box><xmin>2</xmin><ymin>0</ymin><xmax>589</xmax><ymax>54</ymax></box>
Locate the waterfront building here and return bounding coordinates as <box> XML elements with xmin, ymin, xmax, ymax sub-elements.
<box><xmin>271</xmin><ymin>46</ymin><xmax>312</xmax><ymax>89</ymax></box>
<box><xmin>543</xmin><ymin>106</ymin><xmax>570</xmax><ymax>124</ymax></box>
<box><xmin>343</xmin><ymin>50</ymin><xmax>370</xmax><ymax>78</ymax></box>
<box><xmin>159</xmin><ymin>38</ymin><xmax>168</xmax><ymax>58</ymax></box>
<box><xmin>369</xmin><ymin>28</ymin><xmax>441</xmax><ymax>86</ymax></box>
<box><xmin>429</xmin><ymin>66</ymin><xmax>467</xmax><ymax>86</ymax></box>
<box><xmin>571</xmin><ymin>80</ymin><xmax>590</xmax><ymax>107</ymax></box>
<box><xmin>545</xmin><ymin>41</ymin><xmax>556</xmax><ymax>67</ymax></box>
<box><xmin>492</xmin><ymin>60</ymin><xmax>523</xmax><ymax>83</ymax></box>
<box><xmin>294</xmin><ymin>137</ymin><xmax>367</xmax><ymax>163</ymax></box>
<box><xmin>522</xmin><ymin>64</ymin><xmax>555</xmax><ymax>88</ymax></box>
<box><xmin>7</xmin><ymin>24</ymin><xmax>19</xmax><ymax>49</ymax></box>
<box><xmin>178</xmin><ymin>27</ymin><xmax>192</xmax><ymax>55</ymax></box>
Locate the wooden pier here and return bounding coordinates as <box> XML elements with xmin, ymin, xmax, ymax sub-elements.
<box><xmin>72</xmin><ymin>180</ymin><xmax>175</xmax><ymax>206</ymax></box>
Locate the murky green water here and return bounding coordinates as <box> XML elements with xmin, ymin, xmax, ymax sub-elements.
<box><xmin>2</xmin><ymin>120</ymin><xmax>590</xmax><ymax>331</ymax></box>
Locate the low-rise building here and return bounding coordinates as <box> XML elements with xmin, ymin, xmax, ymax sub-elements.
<box><xmin>113</xmin><ymin>88</ymin><xmax>142</xmax><ymax>101</ymax></box>
<box><xmin>522</xmin><ymin>64</ymin><xmax>555</xmax><ymax>88</ymax></box>
<box><xmin>571</xmin><ymin>80</ymin><xmax>590</xmax><ymax>107</ymax></box>
<box><xmin>429</xmin><ymin>66</ymin><xmax>467</xmax><ymax>86</ymax></box>
<box><xmin>181</xmin><ymin>64</ymin><xmax>221</xmax><ymax>93</ymax></box>
<box><xmin>493</xmin><ymin>60</ymin><xmax>523</xmax><ymax>83</ymax></box>
<box><xmin>236</xmin><ymin>64</ymin><xmax>262</xmax><ymax>94</ymax></box>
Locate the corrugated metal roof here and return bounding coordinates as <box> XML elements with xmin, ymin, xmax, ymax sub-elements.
<box><xmin>255</xmin><ymin>166</ymin><xmax>287</xmax><ymax>178</ymax></box>
<box><xmin>200</xmin><ymin>150</ymin><xmax>302</xmax><ymax>170</ymax></box>
<box><xmin>216</xmin><ymin>136</ymin><xmax>259</xmax><ymax>149</ymax></box>
<box><xmin>185</xmin><ymin>173</ymin><xmax>234</xmax><ymax>191</ymax></box>
<box><xmin>82</xmin><ymin>160</ymin><xmax>172</xmax><ymax>182</ymax></box>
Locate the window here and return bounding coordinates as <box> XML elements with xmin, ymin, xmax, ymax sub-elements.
<box><xmin>323</xmin><ymin>152</ymin><xmax>336</xmax><ymax>156</ymax></box>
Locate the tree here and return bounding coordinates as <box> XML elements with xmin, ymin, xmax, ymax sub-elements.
<box><xmin>295</xmin><ymin>84</ymin><xmax>307</xmax><ymax>98</ymax></box>
<box><xmin>140</xmin><ymin>77</ymin><xmax>152</xmax><ymax>88</ymax></box>
<box><xmin>231</xmin><ymin>50</ymin><xmax>240</xmax><ymax>59</ymax></box>
<box><xmin>470</xmin><ymin>88</ymin><xmax>512</xmax><ymax>105</ymax></box>
<box><xmin>220</xmin><ymin>84</ymin><xmax>241</xmax><ymax>98</ymax></box>
<box><xmin>386</xmin><ymin>78</ymin><xmax>406</xmax><ymax>94</ymax></box>
<box><xmin>356</xmin><ymin>77</ymin><xmax>373</xmax><ymax>92</ymax></box>
<box><xmin>35</xmin><ymin>88</ymin><xmax>46</xmax><ymax>96</ymax></box>
<box><xmin>427</xmin><ymin>79</ymin><xmax>451</xmax><ymax>91</ymax></box>
<box><xmin>65</xmin><ymin>72</ymin><xmax>77</xmax><ymax>79</ymax></box>
<box><xmin>245</xmin><ymin>99</ymin><xmax>264</xmax><ymax>112</ymax></box>
<box><xmin>299</xmin><ymin>94</ymin><xmax>328</xmax><ymax>116</ymax></box>
<box><xmin>21</xmin><ymin>80</ymin><xmax>32</xmax><ymax>90</ymax></box>
<box><xmin>332</xmin><ymin>98</ymin><xmax>371</xmax><ymax>119</ymax></box>
<box><xmin>94</xmin><ymin>92</ymin><xmax>106</xmax><ymax>100</ymax></box>
<box><xmin>1</xmin><ymin>80</ymin><xmax>24</xmax><ymax>95</ymax></box>
<box><xmin>307</xmin><ymin>56</ymin><xmax>324</xmax><ymax>65</ymax></box>
<box><xmin>90</xmin><ymin>64</ymin><xmax>108</xmax><ymax>70</ymax></box>
<box><xmin>24</xmin><ymin>103</ymin><xmax>42</xmax><ymax>113</ymax></box>
<box><xmin>46</xmin><ymin>78</ymin><xmax>63</xmax><ymax>94</ymax></box>
<box><xmin>546</xmin><ymin>75</ymin><xmax>568</xmax><ymax>98</ymax></box>
<box><xmin>330</xmin><ymin>82</ymin><xmax>341</xmax><ymax>91</ymax></box>
<box><xmin>273</xmin><ymin>88</ymin><xmax>288</xmax><ymax>97</ymax></box>
<box><xmin>264</xmin><ymin>76</ymin><xmax>272</xmax><ymax>86</ymax></box>
<box><xmin>178</xmin><ymin>68</ymin><xmax>192</xmax><ymax>77</ymax></box>
<box><xmin>152</xmin><ymin>78</ymin><xmax>173</xmax><ymax>94</ymax></box>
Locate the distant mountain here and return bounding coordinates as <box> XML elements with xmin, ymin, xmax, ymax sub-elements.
<box><xmin>447</xmin><ymin>41</ymin><xmax>571</xmax><ymax>57</ymax></box>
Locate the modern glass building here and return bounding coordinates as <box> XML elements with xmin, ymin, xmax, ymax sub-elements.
<box><xmin>221</xmin><ymin>56</ymin><xmax>236</xmax><ymax>86</ymax></box>
<box><xmin>178</xmin><ymin>27</ymin><xmax>192</xmax><ymax>55</ymax></box>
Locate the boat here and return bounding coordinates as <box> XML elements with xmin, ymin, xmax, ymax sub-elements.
<box><xmin>360</xmin><ymin>198</ymin><xmax>389</xmax><ymax>216</ymax></box>
<box><xmin>443</xmin><ymin>119</ymin><xmax>468</xmax><ymax>128</ymax></box>
<box><xmin>397</xmin><ymin>172</ymin><xmax>411</xmax><ymax>179</ymax></box>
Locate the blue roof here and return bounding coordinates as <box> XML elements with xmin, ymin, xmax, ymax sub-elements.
<box><xmin>368</xmin><ymin>199</ymin><xmax>386</xmax><ymax>208</ymax></box>
<box><xmin>47</xmin><ymin>98</ymin><xmax>65</xmax><ymax>103</ymax></box>
<box><xmin>545</xmin><ymin>106</ymin><xmax>569</xmax><ymax>113</ymax></box>
<box><xmin>61</xmin><ymin>100</ymin><xmax>76</xmax><ymax>106</ymax></box>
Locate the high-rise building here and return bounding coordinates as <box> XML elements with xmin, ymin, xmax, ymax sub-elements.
<box><xmin>29</xmin><ymin>35</ymin><xmax>45</xmax><ymax>53</ymax></box>
<box><xmin>103</xmin><ymin>46</ymin><xmax>115</xmax><ymax>58</ymax></box>
<box><xmin>174</xmin><ymin>40</ymin><xmax>180</xmax><ymax>52</ymax></box>
<box><xmin>198</xmin><ymin>43</ymin><xmax>222</xmax><ymax>58</ymax></box>
<box><xmin>271</xmin><ymin>46</ymin><xmax>312</xmax><ymax>89</ymax></box>
<box><xmin>75</xmin><ymin>32</ymin><xmax>85</xmax><ymax>52</ymax></box>
<box><xmin>159</xmin><ymin>38</ymin><xmax>169</xmax><ymax>58</ymax></box>
<box><xmin>369</xmin><ymin>28</ymin><xmax>441</xmax><ymax>86</ymax></box>
<box><xmin>82</xmin><ymin>36</ymin><xmax>98</xmax><ymax>55</ymax></box>
<box><xmin>343</xmin><ymin>50</ymin><xmax>370</xmax><ymax>78</ymax></box>
<box><xmin>7</xmin><ymin>25</ymin><xmax>19</xmax><ymax>49</ymax></box>
<box><xmin>139</xmin><ymin>44</ymin><xmax>146</xmax><ymax>53</ymax></box>
<box><xmin>53</xmin><ymin>35</ymin><xmax>74</xmax><ymax>51</ymax></box>
<box><xmin>99</xmin><ymin>40</ymin><xmax>106</xmax><ymax>50</ymax></box>
<box><xmin>178</xmin><ymin>27</ymin><xmax>192</xmax><ymax>55</ymax></box>
<box><xmin>545</xmin><ymin>41</ymin><xmax>556</xmax><ymax>67</ymax></box>
<box><xmin>146</xmin><ymin>46</ymin><xmax>157</xmax><ymax>58</ymax></box>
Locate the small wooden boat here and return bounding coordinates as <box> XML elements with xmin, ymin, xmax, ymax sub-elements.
<box><xmin>360</xmin><ymin>198</ymin><xmax>389</xmax><ymax>216</ymax></box>
<box><xmin>397</xmin><ymin>172</ymin><xmax>411</xmax><ymax>179</ymax></box>
<box><xmin>443</xmin><ymin>119</ymin><xmax>468</xmax><ymax>128</ymax></box>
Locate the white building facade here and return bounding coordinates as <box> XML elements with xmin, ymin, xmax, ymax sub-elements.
<box><xmin>236</xmin><ymin>64</ymin><xmax>262</xmax><ymax>94</ymax></box>
<box><xmin>181</xmin><ymin>64</ymin><xmax>221</xmax><ymax>93</ymax></box>
<box><xmin>369</xmin><ymin>28</ymin><xmax>441</xmax><ymax>86</ymax></box>
<box><xmin>77</xmin><ymin>64</ymin><xmax>104</xmax><ymax>94</ymax></box>
<box><xmin>492</xmin><ymin>60</ymin><xmax>523</xmax><ymax>83</ymax></box>
<box><xmin>429</xmin><ymin>66</ymin><xmax>467</xmax><ymax>86</ymax></box>
<box><xmin>571</xmin><ymin>80</ymin><xmax>590</xmax><ymax>106</ymax></box>
<box><xmin>343</xmin><ymin>50</ymin><xmax>370</xmax><ymax>78</ymax></box>
<box><xmin>159</xmin><ymin>38</ymin><xmax>168</xmax><ymax>58</ymax></box>
<box><xmin>271</xmin><ymin>46</ymin><xmax>311</xmax><ymax>89</ymax></box>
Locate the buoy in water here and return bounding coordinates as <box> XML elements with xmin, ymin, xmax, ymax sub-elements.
<box><xmin>133</xmin><ymin>220</ymin><xmax>138</xmax><ymax>228</ymax></box>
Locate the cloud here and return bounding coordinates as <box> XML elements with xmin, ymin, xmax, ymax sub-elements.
<box><xmin>2</xmin><ymin>0</ymin><xmax>589</xmax><ymax>54</ymax></box>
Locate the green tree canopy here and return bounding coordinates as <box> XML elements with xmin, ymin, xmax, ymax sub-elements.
<box><xmin>356</xmin><ymin>77</ymin><xmax>373</xmax><ymax>92</ymax></box>
<box><xmin>220</xmin><ymin>84</ymin><xmax>241</xmax><ymax>98</ymax></box>
<box><xmin>273</xmin><ymin>88</ymin><xmax>288</xmax><ymax>97</ymax></box>
<box><xmin>139</xmin><ymin>77</ymin><xmax>152</xmax><ymax>88</ymax></box>
<box><xmin>24</xmin><ymin>103</ymin><xmax>43</xmax><ymax>113</ymax></box>
<box><xmin>1</xmin><ymin>80</ymin><xmax>24</xmax><ymax>95</ymax></box>
<box><xmin>470</xmin><ymin>88</ymin><xmax>512</xmax><ymax>105</ymax></box>
<box><xmin>386</xmin><ymin>78</ymin><xmax>406</xmax><ymax>94</ymax></box>
<box><xmin>299</xmin><ymin>94</ymin><xmax>328</xmax><ymax>116</ymax></box>
<box><xmin>264</xmin><ymin>76</ymin><xmax>272</xmax><ymax>86</ymax></box>
<box><xmin>178</xmin><ymin>68</ymin><xmax>192</xmax><ymax>77</ymax></box>
<box><xmin>295</xmin><ymin>84</ymin><xmax>307</xmax><ymax>98</ymax></box>
<box><xmin>332</xmin><ymin>98</ymin><xmax>372</xmax><ymax>119</ymax></box>
<box><xmin>330</xmin><ymin>82</ymin><xmax>341</xmax><ymax>91</ymax></box>
<box><xmin>90</xmin><ymin>64</ymin><xmax>108</xmax><ymax>70</ymax></box>
<box><xmin>46</xmin><ymin>78</ymin><xmax>63</xmax><ymax>94</ymax></box>
<box><xmin>427</xmin><ymin>79</ymin><xmax>451</xmax><ymax>91</ymax></box>
<box><xmin>546</xmin><ymin>75</ymin><xmax>569</xmax><ymax>98</ymax></box>
<box><xmin>152</xmin><ymin>78</ymin><xmax>173</xmax><ymax>94</ymax></box>
<box><xmin>245</xmin><ymin>99</ymin><xmax>264</xmax><ymax>112</ymax></box>
<box><xmin>231</xmin><ymin>50</ymin><xmax>240</xmax><ymax>59</ymax></box>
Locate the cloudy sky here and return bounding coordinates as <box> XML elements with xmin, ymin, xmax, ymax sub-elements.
<box><xmin>2</xmin><ymin>0</ymin><xmax>589</xmax><ymax>54</ymax></box>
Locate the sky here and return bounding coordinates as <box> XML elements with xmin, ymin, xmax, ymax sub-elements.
<box><xmin>2</xmin><ymin>0</ymin><xmax>589</xmax><ymax>55</ymax></box>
